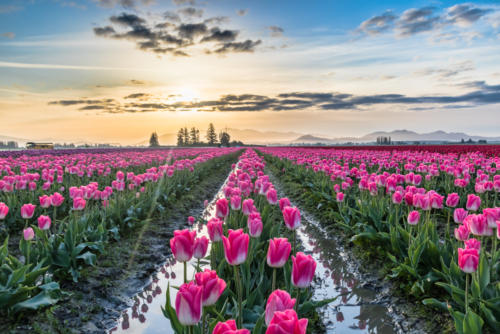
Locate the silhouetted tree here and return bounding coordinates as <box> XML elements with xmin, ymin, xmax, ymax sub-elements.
<box><xmin>149</xmin><ymin>132</ymin><xmax>160</xmax><ymax>147</ymax></box>
<box><xmin>177</xmin><ymin>129</ymin><xmax>184</xmax><ymax>146</ymax></box>
<box><xmin>206</xmin><ymin>123</ymin><xmax>217</xmax><ymax>145</ymax></box>
<box><xmin>190</xmin><ymin>127</ymin><xmax>200</xmax><ymax>145</ymax></box>
<box><xmin>219</xmin><ymin>131</ymin><xmax>230</xmax><ymax>147</ymax></box>
<box><xmin>183</xmin><ymin>127</ymin><xmax>190</xmax><ymax>145</ymax></box>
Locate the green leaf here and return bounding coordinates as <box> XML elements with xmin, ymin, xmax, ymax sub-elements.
<box><xmin>76</xmin><ymin>251</ymin><xmax>96</xmax><ymax>266</ymax></box>
<box><xmin>477</xmin><ymin>254</ymin><xmax>489</xmax><ymax>294</ymax></box>
<box><xmin>463</xmin><ymin>309</ymin><xmax>483</xmax><ymax>334</ymax></box>
<box><xmin>422</xmin><ymin>298</ymin><xmax>449</xmax><ymax>312</ymax></box>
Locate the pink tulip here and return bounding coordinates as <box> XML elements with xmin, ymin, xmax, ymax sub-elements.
<box><xmin>407</xmin><ymin>210</ymin><xmax>420</xmax><ymax>225</ymax></box>
<box><xmin>465</xmin><ymin>214</ymin><xmax>491</xmax><ymax>236</ymax></box>
<box><xmin>266</xmin><ymin>309</ymin><xmax>308</xmax><ymax>334</ymax></box>
<box><xmin>170</xmin><ymin>229</ymin><xmax>196</xmax><ymax>262</ymax></box>
<box><xmin>222</xmin><ymin>229</ymin><xmax>249</xmax><ymax>265</ymax></box>
<box><xmin>464</xmin><ymin>238</ymin><xmax>481</xmax><ymax>251</ymax></box>
<box><xmin>0</xmin><ymin>202</ymin><xmax>9</xmax><ymax>219</ymax></box>
<box><xmin>231</xmin><ymin>195</ymin><xmax>241</xmax><ymax>210</ymax></box>
<box><xmin>483</xmin><ymin>208</ymin><xmax>499</xmax><ymax>228</ymax></box>
<box><xmin>188</xmin><ymin>216</ymin><xmax>195</xmax><ymax>225</ymax></box>
<box><xmin>23</xmin><ymin>227</ymin><xmax>34</xmax><ymax>241</ymax></box>
<box><xmin>50</xmin><ymin>192</ymin><xmax>64</xmax><ymax>207</ymax></box>
<box><xmin>242</xmin><ymin>199</ymin><xmax>254</xmax><ymax>215</ymax></box>
<box><xmin>497</xmin><ymin>221</ymin><xmax>500</xmax><ymax>239</ymax></box>
<box><xmin>213</xmin><ymin>319</ymin><xmax>250</xmax><ymax>334</ymax></box>
<box><xmin>446</xmin><ymin>193</ymin><xmax>460</xmax><ymax>207</ymax></box>
<box><xmin>37</xmin><ymin>215</ymin><xmax>51</xmax><ymax>230</ymax></box>
<box><xmin>21</xmin><ymin>204</ymin><xmax>36</xmax><ymax>219</ymax></box>
<box><xmin>458</xmin><ymin>247</ymin><xmax>479</xmax><ymax>273</ymax></box>
<box><xmin>207</xmin><ymin>218</ymin><xmax>224</xmax><ymax>242</ymax></box>
<box><xmin>267</xmin><ymin>189</ymin><xmax>278</xmax><ymax>205</ymax></box>
<box><xmin>466</xmin><ymin>194</ymin><xmax>481</xmax><ymax>211</ymax></box>
<box><xmin>39</xmin><ymin>195</ymin><xmax>51</xmax><ymax>208</ymax></box>
<box><xmin>454</xmin><ymin>224</ymin><xmax>470</xmax><ymax>241</ymax></box>
<box><xmin>195</xmin><ymin>269</ymin><xmax>226</xmax><ymax>306</ymax></box>
<box><xmin>336</xmin><ymin>192</ymin><xmax>344</xmax><ymax>202</ymax></box>
<box><xmin>282</xmin><ymin>206</ymin><xmax>301</xmax><ymax>230</ymax></box>
<box><xmin>72</xmin><ymin>197</ymin><xmax>86</xmax><ymax>211</ymax></box>
<box><xmin>267</xmin><ymin>238</ymin><xmax>291</xmax><ymax>268</ymax></box>
<box><xmin>392</xmin><ymin>191</ymin><xmax>403</xmax><ymax>204</ymax></box>
<box><xmin>430</xmin><ymin>193</ymin><xmax>444</xmax><ymax>209</ymax></box>
<box><xmin>175</xmin><ymin>282</ymin><xmax>202</xmax><ymax>325</ymax></box>
<box><xmin>193</xmin><ymin>236</ymin><xmax>209</xmax><ymax>259</ymax></box>
<box><xmin>278</xmin><ymin>198</ymin><xmax>291</xmax><ymax>211</ymax></box>
<box><xmin>265</xmin><ymin>290</ymin><xmax>296</xmax><ymax>325</ymax></box>
<box><xmin>291</xmin><ymin>252</ymin><xmax>316</xmax><ymax>288</ymax></box>
<box><xmin>204</xmin><ymin>199</ymin><xmax>209</xmax><ymax>208</ymax></box>
<box><xmin>453</xmin><ymin>208</ymin><xmax>468</xmax><ymax>224</ymax></box>
<box><xmin>248</xmin><ymin>216</ymin><xmax>263</xmax><ymax>238</ymax></box>
<box><xmin>216</xmin><ymin>198</ymin><xmax>229</xmax><ymax>219</ymax></box>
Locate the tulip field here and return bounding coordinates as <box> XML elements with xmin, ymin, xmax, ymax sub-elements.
<box><xmin>0</xmin><ymin>145</ymin><xmax>499</xmax><ymax>334</ymax></box>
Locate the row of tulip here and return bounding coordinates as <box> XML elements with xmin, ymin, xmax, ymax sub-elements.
<box><xmin>0</xmin><ymin>149</ymin><xmax>239</xmax><ymax>314</ymax></box>
<box><xmin>259</xmin><ymin>147</ymin><xmax>499</xmax><ymax>334</ymax></box>
<box><xmin>162</xmin><ymin>149</ymin><xmax>333</xmax><ymax>334</ymax></box>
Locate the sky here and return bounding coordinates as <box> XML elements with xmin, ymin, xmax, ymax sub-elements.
<box><xmin>1</xmin><ymin>0</ymin><xmax>500</xmax><ymax>144</ymax></box>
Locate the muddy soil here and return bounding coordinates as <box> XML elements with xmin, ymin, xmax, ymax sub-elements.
<box><xmin>1</xmin><ymin>153</ymin><xmax>238</xmax><ymax>334</ymax></box>
<box><xmin>265</xmin><ymin>164</ymin><xmax>454</xmax><ymax>334</ymax></box>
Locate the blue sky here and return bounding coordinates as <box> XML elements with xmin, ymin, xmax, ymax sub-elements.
<box><xmin>1</xmin><ymin>0</ymin><xmax>500</xmax><ymax>144</ymax></box>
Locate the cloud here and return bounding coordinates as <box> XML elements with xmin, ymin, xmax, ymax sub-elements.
<box><xmin>93</xmin><ymin>0</ymin><xmax>154</xmax><ymax>8</ymax></box>
<box><xmin>48</xmin><ymin>81</ymin><xmax>500</xmax><ymax>113</ymax></box>
<box><xmin>268</xmin><ymin>26</ymin><xmax>284</xmax><ymax>37</ymax></box>
<box><xmin>94</xmin><ymin>11</ymin><xmax>262</xmax><ymax>56</ymax></box>
<box><xmin>357</xmin><ymin>11</ymin><xmax>397</xmax><ymax>35</ymax></box>
<box><xmin>357</xmin><ymin>4</ymin><xmax>495</xmax><ymax>39</ymax></box>
<box><xmin>178</xmin><ymin>7</ymin><xmax>204</xmax><ymax>18</ymax></box>
<box><xmin>237</xmin><ymin>9</ymin><xmax>247</xmax><ymax>16</ymax></box>
<box><xmin>172</xmin><ymin>0</ymin><xmax>196</xmax><ymax>5</ymax></box>
<box><xmin>1</xmin><ymin>32</ymin><xmax>15</xmax><ymax>39</ymax></box>
<box><xmin>414</xmin><ymin>60</ymin><xmax>474</xmax><ymax>79</ymax></box>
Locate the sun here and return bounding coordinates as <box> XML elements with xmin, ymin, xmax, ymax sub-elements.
<box><xmin>175</xmin><ymin>86</ymin><xmax>200</xmax><ymax>102</ymax></box>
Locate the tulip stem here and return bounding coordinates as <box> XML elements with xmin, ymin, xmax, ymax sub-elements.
<box><xmin>465</xmin><ymin>274</ymin><xmax>469</xmax><ymax>313</ymax></box>
<box><xmin>202</xmin><ymin>308</ymin><xmax>207</xmax><ymax>334</ymax></box>
<box><xmin>295</xmin><ymin>288</ymin><xmax>300</xmax><ymax>313</ymax></box>
<box><xmin>26</xmin><ymin>242</ymin><xmax>30</xmax><ymax>266</ymax></box>
<box><xmin>184</xmin><ymin>261</ymin><xmax>187</xmax><ymax>283</ymax></box>
<box><xmin>234</xmin><ymin>265</ymin><xmax>243</xmax><ymax>328</ymax></box>
<box><xmin>272</xmin><ymin>268</ymin><xmax>276</xmax><ymax>291</ymax></box>
<box><xmin>293</xmin><ymin>230</ymin><xmax>296</xmax><ymax>255</ymax></box>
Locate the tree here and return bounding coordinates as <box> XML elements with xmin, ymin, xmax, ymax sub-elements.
<box><xmin>219</xmin><ymin>130</ymin><xmax>230</xmax><ymax>147</ymax></box>
<box><xmin>183</xmin><ymin>127</ymin><xmax>190</xmax><ymax>145</ymax></box>
<box><xmin>177</xmin><ymin>128</ymin><xmax>184</xmax><ymax>146</ymax></box>
<box><xmin>190</xmin><ymin>127</ymin><xmax>200</xmax><ymax>145</ymax></box>
<box><xmin>206</xmin><ymin>123</ymin><xmax>218</xmax><ymax>145</ymax></box>
<box><xmin>149</xmin><ymin>132</ymin><xmax>160</xmax><ymax>147</ymax></box>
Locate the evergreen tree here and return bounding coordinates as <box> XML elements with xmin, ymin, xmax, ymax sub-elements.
<box><xmin>206</xmin><ymin>123</ymin><xmax>217</xmax><ymax>145</ymax></box>
<box><xmin>177</xmin><ymin>128</ymin><xmax>184</xmax><ymax>146</ymax></box>
<box><xmin>149</xmin><ymin>132</ymin><xmax>160</xmax><ymax>147</ymax></box>
<box><xmin>190</xmin><ymin>127</ymin><xmax>199</xmax><ymax>145</ymax></box>
<box><xmin>183</xmin><ymin>127</ymin><xmax>190</xmax><ymax>145</ymax></box>
<box><xmin>219</xmin><ymin>131</ymin><xmax>230</xmax><ymax>147</ymax></box>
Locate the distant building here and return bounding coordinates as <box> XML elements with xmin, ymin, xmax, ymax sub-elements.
<box><xmin>0</xmin><ymin>141</ymin><xmax>19</xmax><ymax>148</ymax></box>
<box><xmin>26</xmin><ymin>142</ymin><xmax>54</xmax><ymax>150</ymax></box>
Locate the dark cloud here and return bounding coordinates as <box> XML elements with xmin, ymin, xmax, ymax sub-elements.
<box><xmin>396</xmin><ymin>7</ymin><xmax>440</xmax><ymax>36</ymax></box>
<box><xmin>49</xmin><ymin>81</ymin><xmax>500</xmax><ymax>114</ymax></box>
<box><xmin>124</xmin><ymin>93</ymin><xmax>150</xmax><ymax>99</ymax></box>
<box><xmin>178</xmin><ymin>7</ymin><xmax>203</xmax><ymax>18</ymax></box>
<box><xmin>446</xmin><ymin>4</ymin><xmax>492</xmax><ymax>26</ymax></box>
<box><xmin>130</xmin><ymin>79</ymin><xmax>145</xmax><ymax>85</ymax></box>
<box><xmin>237</xmin><ymin>9</ymin><xmax>247</xmax><ymax>16</ymax></box>
<box><xmin>172</xmin><ymin>0</ymin><xmax>196</xmax><ymax>5</ymax></box>
<box><xmin>268</xmin><ymin>26</ymin><xmax>284</xmax><ymax>37</ymax></box>
<box><xmin>94</xmin><ymin>11</ymin><xmax>262</xmax><ymax>56</ymax></box>
<box><xmin>357</xmin><ymin>11</ymin><xmax>397</xmax><ymax>35</ymax></box>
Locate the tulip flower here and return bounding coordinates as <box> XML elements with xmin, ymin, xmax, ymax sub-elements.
<box><xmin>445</xmin><ymin>193</ymin><xmax>460</xmax><ymax>207</ymax></box>
<box><xmin>291</xmin><ymin>252</ymin><xmax>316</xmax><ymax>288</ymax></box>
<box><xmin>222</xmin><ymin>229</ymin><xmax>249</xmax><ymax>266</ymax></box>
<box><xmin>194</xmin><ymin>269</ymin><xmax>226</xmax><ymax>306</ymax></box>
<box><xmin>248</xmin><ymin>216</ymin><xmax>263</xmax><ymax>238</ymax></box>
<box><xmin>464</xmin><ymin>238</ymin><xmax>481</xmax><ymax>251</ymax></box>
<box><xmin>0</xmin><ymin>202</ymin><xmax>9</xmax><ymax>219</ymax></box>
<box><xmin>265</xmin><ymin>290</ymin><xmax>296</xmax><ymax>325</ymax></box>
<box><xmin>278</xmin><ymin>197</ymin><xmax>291</xmax><ymax>211</ymax></box>
<box><xmin>392</xmin><ymin>192</ymin><xmax>403</xmax><ymax>204</ymax></box>
<box><xmin>483</xmin><ymin>208</ymin><xmax>499</xmax><ymax>228</ymax></box>
<box><xmin>454</xmin><ymin>224</ymin><xmax>470</xmax><ymax>241</ymax></box>
<box><xmin>466</xmin><ymin>194</ymin><xmax>481</xmax><ymax>211</ymax></box>
<box><xmin>453</xmin><ymin>208</ymin><xmax>468</xmax><ymax>224</ymax></box>
<box><xmin>213</xmin><ymin>320</ymin><xmax>249</xmax><ymax>334</ymax></box>
<box><xmin>72</xmin><ymin>197</ymin><xmax>86</xmax><ymax>211</ymax></box>
<box><xmin>265</xmin><ymin>309</ymin><xmax>308</xmax><ymax>334</ymax></box>
<box><xmin>175</xmin><ymin>282</ymin><xmax>202</xmax><ymax>326</ymax></box>
<box><xmin>23</xmin><ymin>227</ymin><xmax>34</xmax><ymax>241</ymax></box>
<box><xmin>267</xmin><ymin>188</ymin><xmax>278</xmax><ymax>205</ymax></box>
<box><xmin>193</xmin><ymin>236</ymin><xmax>209</xmax><ymax>259</ymax></box>
<box><xmin>464</xmin><ymin>214</ymin><xmax>491</xmax><ymax>236</ymax></box>
<box><xmin>336</xmin><ymin>192</ymin><xmax>345</xmax><ymax>202</ymax></box>
<box><xmin>170</xmin><ymin>229</ymin><xmax>196</xmax><ymax>263</ymax></box>
<box><xmin>21</xmin><ymin>203</ymin><xmax>36</xmax><ymax>220</ymax></box>
<box><xmin>282</xmin><ymin>206</ymin><xmax>301</xmax><ymax>230</ymax></box>
<box><xmin>37</xmin><ymin>215</ymin><xmax>51</xmax><ymax>231</ymax></box>
<box><xmin>50</xmin><ymin>192</ymin><xmax>64</xmax><ymax>207</ymax></box>
<box><xmin>39</xmin><ymin>195</ymin><xmax>52</xmax><ymax>209</ymax></box>
<box><xmin>407</xmin><ymin>210</ymin><xmax>420</xmax><ymax>225</ymax></box>
<box><xmin>230</xmin><ymin>195</ymin><xmax>241</xmax><ymax>210</ymax></box>
<box><xmin>242</xmin><ymin>199</ymin><xmax>254</xmax><ymax>215</ymax></box>
<box><xmin>188</xmin><ymin>216</ymin><xmax>195</xmax><ymax>225</ymax></box>
<box><xmin>267</xmin><ymin>238</ymin><xmax>292</xmax><ymax>268</ymax></box>
<box><xmin>458</xmin><ymin>247</ymin><xmax>479</xmax><ymax>273</ymax></box>
<box><xmin>216</xmin><ymin>198</ymin><xmax>229</xmax><ymax>219</ymax></box>
<box><xmin>207</xmin><ymin>218</ymin><xmax>224</xmax><ymax>242</ymax></box>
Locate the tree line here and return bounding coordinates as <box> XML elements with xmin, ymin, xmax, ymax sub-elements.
<box><xmin>149</xmin><ymin>123</ymin><xmax>244</xmax><ymax>147</ymax></box>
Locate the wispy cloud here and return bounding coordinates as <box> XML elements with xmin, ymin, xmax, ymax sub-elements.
<box><xmin>0</xmin><ymin>61</ymin><xmax>137</xmax><ymax>71</ymax></box>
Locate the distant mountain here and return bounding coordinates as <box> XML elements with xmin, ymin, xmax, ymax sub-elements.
<box><xmin>292</xmin><ymin>135</ymin><xmax>336</xmax><ymax>143</ymax></box>
<box><xmin>360</xmin><ymin>130</ymin><xmax>500</xmax><ymax>142</ymax></box>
